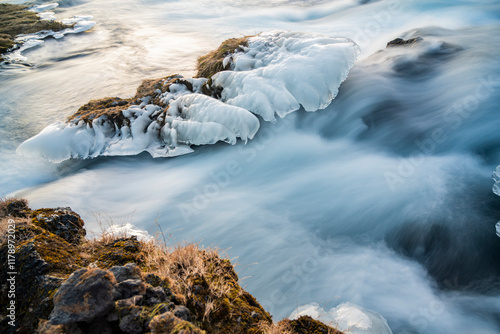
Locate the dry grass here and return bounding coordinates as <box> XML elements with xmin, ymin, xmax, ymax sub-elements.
<box><xmin>196</xmin><ymin>36</ymin><xmax>251</xmax><ymax>78</ymax></box>
<box><xmin>67</xmin><ymin>97</ymin><xmax>132</xmax><ymax>124</ymax></box>
<box><xmin>0</xmin><ymin>197</ymin><xmax>32</xmax><ymax>244</ymax></box>
<box><xmin>0</xmin><ymin>4</ymin><xmax>69</xmax><ymax>56</ymax></box>
<box><xmin>258</xmin><ymin>321</ymin><xmax>294</xmax><ymax>334</ymax></box>
<box><xmin>141</xmin><ymin>240</ymin><xmax>234</xmax><ymax>300</ymax></box>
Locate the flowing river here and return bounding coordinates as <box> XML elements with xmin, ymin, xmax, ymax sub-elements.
<box><xmin>1</xmin><ymin>0</ymin><xmax>500</xmax><ymax>332</ymax></box>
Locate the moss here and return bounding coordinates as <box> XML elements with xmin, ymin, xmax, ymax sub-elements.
<box><xmin>31</xmin><ymin>208</ymin><xmax>86</xmax><ymax>245</ymax></box>
<box><xmin>90</xmin><ymin>236</ymin><xmax>144</xmax><ymax>269</ymax></box>
<box><xmin>196</xmin><ymin>36</ymin><xmax>250</xmax><ymax>79</ymax></box>
<box><xmin>0</xmin><ymin>4</ymin><xmax>70</xmax><ymax>57</ymax></box>
<box><xmin>172</xmin><ymin>320</ymin><xmax>206</xmax><ymax>334</ymax></box>
<box><xmin>279</xmin><ymin>316</ymin><xmax>343</xmax><ymax>334</ymax></box>
<box><xmin>17</xmin><ymin>229</ymin><xmax>83</xmax><ymax>275</ymax></box>
<box><xmin>178</xmin><ymin>250</ymin><xmax>272</xmax><ymax>334</ymax></box>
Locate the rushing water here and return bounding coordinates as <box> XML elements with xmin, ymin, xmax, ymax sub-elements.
<box><xmin>2</xmin><ymin>0</ymin><xmax>500</xmax><ymax>332</ymax></box>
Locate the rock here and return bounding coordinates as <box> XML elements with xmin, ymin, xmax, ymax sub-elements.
<box><xmin>32</xmin><ymin>207</ymin><xmax>86</xmax><ymax>245</ymax></box>
<box><xmin>386</xmin><ymin>37</ymin><xmax>423</xmax><ymax>48</ymax></box>
<box><xmin>116</xmin><ymin>279</ymin><xmax>147</xmax><ymax>299</ymax></box>
<box><xmin>87</xmin><ymin>317</ymin><xmax>114</xmax><ymax>334</ymax></box>
<box><xmin>49</xmin><ymin>268</ymin><xmax>117</xmax><ymax>325</ymax></box>
<box><xmin>149</xmin><ymin>312</ymin><xmax>204</xmax><ymax>334</ymax></box>
<box><xmin>109</xmin><ymin>263</ymin><xmax>142</xmax><ymax>282</ymax></box>
<box><xmin>119</xmin><ymin>306</ymin><xmax>143</xmax><ymax>334</ymax></box>
<box><xmin>173</xmin><ymin>305</ymin><xmax>192</xmax><ymax>322</ymax></box>
<box><xmin>116</xmin><ymin>295</ymin><xmax>144</xmax><ymax>308</ymax></box>
<box><xmin>281</xmin><ymin>315</ymin><xmax>343</xmax><ymax>334</ymax></box>
<box><xmin>145</xmin><ymin>285</ymin><xmax>167</xmax><ymax>306</ymax></box>
<box><xmin>0</xmin><ymin>228</ymin><xmax>81</xmax><ymax>333</ymax></box>
<box><xmin>38</xmin><ymin>320</ymin><xmax>85</xmax><ymax>334</ymax></box>
<box><xmin>92</xmin><ymin>236</ymin><xmax>142</xmax><ymax>268</ymax></box>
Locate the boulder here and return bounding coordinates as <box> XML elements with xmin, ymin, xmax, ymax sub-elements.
<box><xmin>49</xmin><ymin>268</ymin><xmax>117</xmax><ymax>325</ymax></box>
<box><xmin>32</xmin><ymin>207</ymin><xmax>86</xmax><ymax>245</ymax></box>
<box><xmin>109</xmin><ymin>262</ymin><xmax>142</xmax><ymax>282</ymax></box>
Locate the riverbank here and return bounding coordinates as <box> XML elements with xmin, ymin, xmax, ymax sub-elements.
<box><xmin>0</xmin><ymin>198</ymin><xmax>342</xmax><ymax>333</ymax></box>
<box><xmin>0</xmin><ymin>4</ymin><xmax>67</xmax><ymax>60</ymax></box>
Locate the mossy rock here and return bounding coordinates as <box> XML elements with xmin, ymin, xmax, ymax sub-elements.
<box><xmin>149</xmin><ymin>311</ymin><xmax>205</xmax><ymax>334</ymax></box>
<box><xmin>181</xmin><ymin>251</ymin><xmax>272</xmax><ymax>334</ymax></box>
<box><xmin>17</xmin><ymin>230</ymin><xmax>83</xmax><ymax>276</ymax></box>
<box><xmin>386</xmin><ymin>37</ymin><xmax>423</xmax><ymax>48</ymax></box>
<box><xmin>0</xmin><ymin>228</ymin><xmax>82</xmax><ymax>333</ymax></box>
<box><xmin>91</xmin><ymin>236</ymin><xmax>144</xmax><ymax>269</ymax></box>
<box><xmin>280</xmin><ymin>315</ymin><xmax>343</xmax><ymax>334</ymax></box>
<box><xmin>32</xmin><ymin>207</ymin><xmax>86</xmax><ymax>245</ymax></box>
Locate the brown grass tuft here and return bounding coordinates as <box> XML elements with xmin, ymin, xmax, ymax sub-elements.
<box><xmin>258</xmin><ymin>320</ymin><xmax>295</xmax><ymax>334</ymax></box>
<box><xmin>0</xmin><ymin>4</ymin><xmax>70</xmax><ymax>56</ymax></box>
<box><xmin>196</xmin><ymin>36</ymin><xmax>251</xmax><ymax>78</ymax></box>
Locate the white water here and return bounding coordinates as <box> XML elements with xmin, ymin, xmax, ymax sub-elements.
<box><xmin>1</xmin><ymin>0</ymin><xmax>500</xmax><ymax>333</ymax></box>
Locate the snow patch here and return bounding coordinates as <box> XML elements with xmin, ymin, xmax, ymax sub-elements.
<box><xmin>290</xmin><ymin>302</ymin><xmax>392</xmax><ymax>334</ymax></box>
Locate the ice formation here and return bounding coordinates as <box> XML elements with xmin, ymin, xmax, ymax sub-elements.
<box><xmin>17</xmin><ymin>31</ymin><xmax>358</xmax><ymax>162</ymax></box>
<box><xmin>29</xmin><ymin>3</ymin><xmax>60</xmax><ymax>13</ymax></box>
<box><xmin>213</xmin><ymin>31</ymin><xmax>359</xmax><ymax>121</ymax></box>
<box><xmin>17</xmin><ymin>88</ymin><xmax>260</xmax><ymax>162</ymax></box>
<box><xmin>290</xmin><ymin>302</ymin><xmax>392</xmax><ymax>334</ymax></box>
<box><xmin>492</xmin><ymin>165</ymin><xmax>500</xmax><ymax>196</ymax></box>
<box><xmin>493</xmin><ymin>166</ymin><xmax>500</xmax><ymax>238</ymax></box>
<box><xmin>103</xmin><ymin>223</ymin><xmax>153</xmax><ymax>242</ymax></box>
<box><xmin>3</xmin><ymin>4</ymin><xmax>96</xmax><ymax>63</ymax></box>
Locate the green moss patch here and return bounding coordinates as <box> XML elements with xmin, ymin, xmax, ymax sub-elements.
<box><xmin>91</xmin><ymin>236</ymin><xmax>145</xmax><ymax>269</ymax></box>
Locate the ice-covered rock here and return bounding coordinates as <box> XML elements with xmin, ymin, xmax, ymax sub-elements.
<box><xmin>6</xmin><ymin>16</ymin><xmax>95</xmax><ymax>63</ymax></box>
<box><xmin>17</xmin><ymin>31</ymin><xmax>359</xmax><ymax>162</ymax></box>
<box><xmin>290</xmin><ymin>302</ymin><xmax>392</xmax><ymax>334</ymax></box>
<box><xmin>17</xmin><ymin>92</ymin><xmax>259</xmax><ymax>162</ymax></box>
<box><xmin>212</xmin><ymin>31</ymin><xmax>359</xmax><ymax>121</ymax></box>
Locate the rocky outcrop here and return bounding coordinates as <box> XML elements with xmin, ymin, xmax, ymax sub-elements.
<box><xmin>386</xmin><ymin>37</ymin><xmax>423</xmax><ymax>48</ymax></box>
<box><xmin>0</xmin><ymin>200</ymin><xmax>341</xmax><ymax>333</ymax></box>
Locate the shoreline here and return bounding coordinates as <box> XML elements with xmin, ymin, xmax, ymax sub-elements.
<box><xmin>0</xmin><ymin>198</ymin><xmax>343</xmax><ymax>333</ymax></box>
